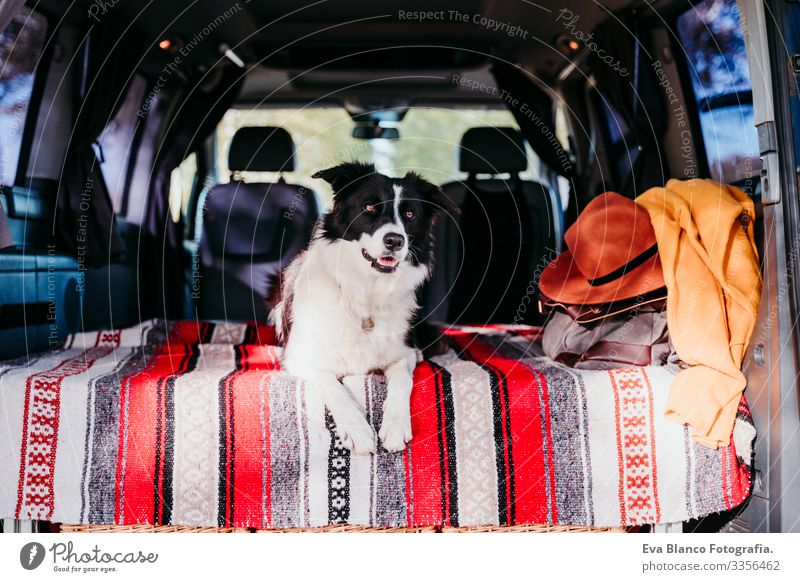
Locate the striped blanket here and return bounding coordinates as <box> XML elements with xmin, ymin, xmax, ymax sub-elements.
<box><xmin>0</xmin><ymin>320</ymin><xmax>754</xmax><ymax>529</ymax></box>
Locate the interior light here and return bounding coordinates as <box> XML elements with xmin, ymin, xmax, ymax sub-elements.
<box><xmin>555</xmin><ymin>35</ymin><xmax>581</xmax><ymax>56</ymax></box>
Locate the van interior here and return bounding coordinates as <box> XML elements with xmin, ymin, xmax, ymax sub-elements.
<box><xmin>1</xmin><ymin>0</ymin><xmax>799</xmax><ymax>533</ymax></box>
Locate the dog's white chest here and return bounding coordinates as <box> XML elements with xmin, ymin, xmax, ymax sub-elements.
<box><xmin>281</xmin><ymin>244</ymin><xmax>424</xmax><ymax>376</ymax></box>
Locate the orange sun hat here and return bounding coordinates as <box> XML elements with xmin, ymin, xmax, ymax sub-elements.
<box><xmin>539</xmin><ymin>192</ymin><xmax>665</xmax><ymax>305</ymax></box>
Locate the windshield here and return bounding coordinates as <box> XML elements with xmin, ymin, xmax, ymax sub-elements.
<box><xmin>215</xmin><ymin>106</ymin><xmax>542</xmax><ymax>205</ymax></box>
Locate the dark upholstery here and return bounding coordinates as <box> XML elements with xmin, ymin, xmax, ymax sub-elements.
<box><xmin>458</xmin><ymin>126</ymin><xmax>527</xmax><ymax>174</ymax></box>
<box><xmin>228</xmin><ymin>126</ymin><xmax>296</xmax><ymax>172</ymax></box>
<box><xmin>197</xmin><ymin>128</ymin><xmax>318</xmax><ymax>320</ymax></box>
<box><xmin>424</xmin><ymin>127</ymin><xmax>561</xmax><ymax>325</ymax></box>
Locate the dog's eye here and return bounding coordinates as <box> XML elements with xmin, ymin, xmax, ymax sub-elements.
<box><xmin>404</xmin><ymin>209</ymin><xmax>415</xmax><ymax>220</ymax></box>
<box><xmin>364</xmin><ymin>203</ymin><xmax>377</xmax><ymax>214</ymax></box>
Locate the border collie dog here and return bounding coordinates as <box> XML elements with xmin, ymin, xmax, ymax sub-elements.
<box><xmin>271</xmin><ymin>162</ymin><xmax>456</xmax><ymax>454</ymax></box>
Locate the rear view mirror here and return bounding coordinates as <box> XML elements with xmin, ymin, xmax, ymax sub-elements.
<box><xmin>352</xmin><ymin>124</ymin><xmax>399</xmax><ymax>140</ymax></box>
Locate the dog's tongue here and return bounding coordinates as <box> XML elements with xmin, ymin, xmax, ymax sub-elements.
<box><xmin>377</xmin><ymin>255</ymin><xmax>398</xmax><ymax>268</ymax></box>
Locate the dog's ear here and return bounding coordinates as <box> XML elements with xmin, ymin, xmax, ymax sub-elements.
<box><xmin>312</xmin><ymin>162</ymin><xmax>376</xmax><ymax>194</ymax></box>
<box><xmin>406</xmin><ymin>172</ymin><xmax>460</xmax><ymax>216</ymax></box>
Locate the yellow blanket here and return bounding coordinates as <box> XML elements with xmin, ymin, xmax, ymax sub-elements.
<box><xmin>636</xmin><ymin>179</ymin><xmax>761</xmax><ymax>448</ymax></box>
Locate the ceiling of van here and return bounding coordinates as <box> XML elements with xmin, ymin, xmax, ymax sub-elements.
<box><xmin>62</xmin><ymin>0</ymin><xmax>634</xmax><ymax>104</ymax></box>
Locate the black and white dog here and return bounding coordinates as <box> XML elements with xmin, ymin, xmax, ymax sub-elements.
<box><xmin>271</xmin><ymin>162</ymin><xmax>456</xmax><ymax>454</ymax></box>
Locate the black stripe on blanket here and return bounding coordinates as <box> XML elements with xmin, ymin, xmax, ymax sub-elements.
<box><xmin>496</xmin><ymin>362</ymin><xmax>516</xmax><ymax>524</ymax></box>
<box><xmin>430</xmin><ymin>361</ymin><xmax>459</xmax><ymax>527</ymax></box>
<box><xmin>200</xmin><ymin>322</ymin><xmax>216</xmax><ymax>343</ymax></box>
<box><xmin>326</xmin><ymin>411</ymin><xmax>351</xmax><ymax>524</ymax></box>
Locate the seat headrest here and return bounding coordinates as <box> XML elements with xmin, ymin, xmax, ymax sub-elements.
<box><xmin>459</xmin><ymin>127</ymin><xmax>527</xmax><ymax>174</ymax></box>
<box><xmin>228</xmin><ymin>126</ymin><xmax>296</xmax><ymax>172</ymax></box>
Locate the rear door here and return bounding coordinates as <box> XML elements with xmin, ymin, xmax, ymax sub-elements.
<box><xmin>734</xmin><ymin>0</ymin><xmax>800</xmax><ymax>533</ymax></box>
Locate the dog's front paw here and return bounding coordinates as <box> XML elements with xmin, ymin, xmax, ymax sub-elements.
<box><xmin>330</xmin><ymin>404</ymin><xmax>376</xmax><ymax>455</ymax></box>
<box><xmin>337</xmin><ymin>422</ymin><xmax>376</xmax><ymax>455</ymax></box>
<box><xmin>379</xmin><ymin>401</ymin><xmax>412</xmax><ymax>453</ymax></box>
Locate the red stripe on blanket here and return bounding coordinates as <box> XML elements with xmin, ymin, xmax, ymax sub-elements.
<box><xmin>728</xmin><ymin>448</ymin><xmax>750</xmax><ymax>509</ymax></box>
<box><xmin>117</xmin><ymin>325</ymin><xmax>200</xmax><ymax>525</ymax></box>
<box><xmin>115</xmin><ymin>354</ymin><xmax>155</xmax><ymax>523</ymax></box>
<box><xmin>231</xmin><ymin>346</ymin><xmax>279</xmax><ymax>527</ymax></box>
<box><xmin>118</xmin><ymin>346</ymin><xmax>188</xmax><ymax>524</ymax></box>
<box><xmin>166</xmin><ymin>321</ymin><xmax>208</xmax><ymax>345</ymax></box>
<box><xmin>407</xmin><ymin>361</ymin><xmax>444</xmax><ymax>526</ymax></box>
<box><xmin>218</xmin><ymin>347</ymin><xmax>242</xmax><ymax>527</ymax></box>
<box><xmin>15</xmin><ymin>347</ymin><xmax>111</xmax><ymax>520</ymax></box>
<box><xmin>728</xmin><ymin>399</ymin><xmax>752</xmax><ymax>508</ymax></box>
<box><xmin>250</xmin><ymin>324</ymin><xmax>277</xmax><ymax>346</ymax></box>
<box><xmin>454</xmin><ymin>334</ymin><xmax>553</xmax><ymax>525</ymax></box>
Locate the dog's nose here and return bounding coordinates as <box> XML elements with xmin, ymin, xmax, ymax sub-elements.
<box><xmin>383</xmin><ymin>232</ymin><xmax>405</xmax><ymax>251</ymax></box>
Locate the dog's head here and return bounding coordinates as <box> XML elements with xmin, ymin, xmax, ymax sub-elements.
<box><xmin>314</xmin><ymin>162</ymin><xmax>458</xmax><ymax>275</ymax></box>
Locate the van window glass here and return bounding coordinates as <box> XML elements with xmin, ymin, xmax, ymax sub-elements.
<box><xmin>96</xmin><ymin>75</ymin><xmax>147</xmax><ymax>212</ymax></box>
<box><xmin>216</xmin><ymin>107</ymin><xmax>539</xmax><ymax>206</ymax></box>
<box><xmin>553</xmin><ymin>101</ymin><xmax>572</xmax><ymax>210</ymax></box>
<box><xmin>676</xmin><ymin>0</ymin><xmax>760</xmax><ymax>183</ymax></box>
<box><xmin>0</xmin><ymin>8</ymin><xmax>48</xmax><ymax>187</ymax></box>
<box><xmin>597</xmin><ymin>94</ymin><xmax>641</xmax><ymax>184</ymax></box>
<box><xmin>169</xmin><ymin>152</ymin><xmax>197</xmax><ymax>222</ymax></box>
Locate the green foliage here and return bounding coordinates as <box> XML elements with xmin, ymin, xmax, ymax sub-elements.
<box><xmin>215</xmin><ymin>106</ymin><xmax>533</xmax><ymax>206</ymax></box>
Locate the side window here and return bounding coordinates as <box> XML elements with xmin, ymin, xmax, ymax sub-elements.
<box><xmin>169</xmin><ymin>152</ymin><xmax>198</xmax><ymax>223</ymax></box>
<box><xmin>595</xmin><ymin>92</ymin><xmax>641</xmax><ymax>185</ymax></box>
<box><xmin>96</xmin><ymin>75</ymin><xmax>147</xmax><ymax>213</ymax></box>
<box><xmin>676</xmin><ymin>0</ymin><xmax>759</xmax><ymax>184</ymax></box>
<box><xmin>553</xmin><ymin>101</ymin><xmax>572</xmax><ymax>211</ymax></box>
<box><xmin>0</xmin><ymin>8</ymin><xmax>48</xmax><ymax>187</ymax></box>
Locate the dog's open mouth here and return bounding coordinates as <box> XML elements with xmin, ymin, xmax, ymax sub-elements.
<box><xmin>362</xmin><ymin>249</ymin><xmax>399</xmax><ymax>273</ymax></box>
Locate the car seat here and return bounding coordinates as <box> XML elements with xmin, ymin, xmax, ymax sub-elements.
<box><xmin>424</xmin><ymin>127</ymin><xmax>561</xmax><ymax>325</ymax></box>
<box><xmin>197</xmin><ymin>126</ymin><xmax>320</xmax><ymax>321</ymax></box>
